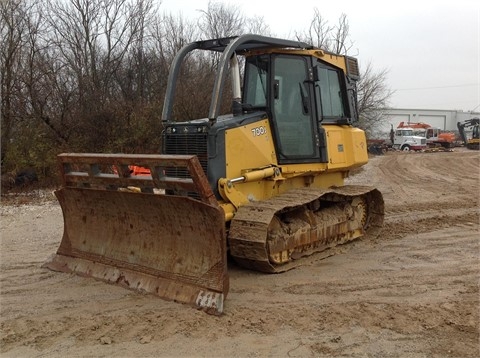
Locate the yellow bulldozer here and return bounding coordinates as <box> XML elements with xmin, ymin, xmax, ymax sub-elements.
<box><xmin>44</xmin><ymin>35</ymin><xmax>384</xmax><ymax>315</ymax></box>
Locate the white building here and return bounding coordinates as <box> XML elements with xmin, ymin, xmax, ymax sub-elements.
<box><xmin>374</xmin><ymin>108</ymin><xmax>480</xmax><ymax>139</ymax></box>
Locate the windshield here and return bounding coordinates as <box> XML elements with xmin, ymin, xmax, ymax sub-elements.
<box><xmin>397</xmin><ymin>129</ymin><xmax>414</xmax><ymax>136</ymax></box>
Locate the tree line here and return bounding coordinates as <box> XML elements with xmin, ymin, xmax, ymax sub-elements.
<box><xmin>1</xmin><ymin>0</ymin><xmax>391</xmax><ymax>187</ymax></box>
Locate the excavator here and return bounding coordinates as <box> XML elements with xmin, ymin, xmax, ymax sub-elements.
<box><xmin>457</xmin><ymin>118</ymin><xmax>479</xmax><ymax>150</ymax></box>
<box><xmin>44</xmin><ymin>35</ymin><xmax>384</xmax><ymax>315</ymax></box>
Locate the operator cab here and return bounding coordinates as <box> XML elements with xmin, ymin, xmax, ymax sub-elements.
<box><xmin>243</xmin><ymin>53</ymin><xmax>357</xmax><ymax>165</ymax></box>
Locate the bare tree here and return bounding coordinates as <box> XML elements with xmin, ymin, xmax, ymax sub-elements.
<box><xmin>46</xmin><ymin>0</ymin><xmax>102</xmax><ymax>112</ymax></box>
<box><xmin>246</xmin><ymin>15</ymin><xmax>272</xmax><ymax>36</ymax></box>
<box><xmin>1</xmin><ymin>0</ymin><xmax>29</xmax><ymax>167</ymax></box>
<box><xmin>296</xmin><ymin>8</ymin><xmax>333</xmax><ymax>50</ymax></box>
<box><xmin>197</xmin><ymin>1</ymin><xmax>245</xmax><ymax>40</ymax></box>
<box><xmin>296</xmin><ymin>10</ymin><xmax>353</xmax><ymax>55</ymax></box>
<box><xmin>41</xmin><ymin>0</ymin><xmax>156</xmax><ymax>151</ymax></box>
<box><xmin>101</xmin><ymin>0</ymin><xmax>155</xmax><ymax>96</ymax></box>
<box><xmin>0</xmin><ymin>1</ymin><xmax>394</xmax><ymax>184</ymax></box>
<box><xmin>46</xmin><ymin>0</ymin><xmax>150</xmax><ymax>105</ymax></box>
<box><xmin>112</xmin><ymin>0</ymin><xmax>159</xmax><ymax>103</ymax></box>
<box><xmin>147</xmin><ymin>12</ymin><xmax>203</xmax><ymax>121</ymax></box>
<box><xmin>0</xmin><ymin>0</ymin><xmax>57</xmax><ymax>170</ymax></box>
<box><xmin>331</xmin><ymin>13</ymin><xmax>353</xmax><ymax>55</ymax></box>
<box><xmin>356</xmin><ymin>63</ymin><xmax>394</xmax><ymax>136</ymax></box>
<box><xmin>150</xmin><ymin>12</ymin><xmax>198</xmax><ymax>63</ymax></box>
<box><xmin>297</xmin><ymin>10</ymin><xmax>392</xmax><ymax>135</ymax></box>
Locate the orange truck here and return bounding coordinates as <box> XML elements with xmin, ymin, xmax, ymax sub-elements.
<box><xmin>397</xmin><ymin>121</ymin><xmax>455</xmax><ymax>148</ymax></box>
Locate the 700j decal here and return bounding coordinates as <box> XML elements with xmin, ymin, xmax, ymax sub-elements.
<box><xmin>251</xmin><ymin>126</ymin><xmax>267</xmax><ymax>137</ymax></box>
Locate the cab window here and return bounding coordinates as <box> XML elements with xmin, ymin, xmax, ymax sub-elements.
<box><xmin>316</xmin><ymin>64</ymin><xmax>346</xmax><ymax>119</ymax></box>
<box><xmin>272</xmin><ymin>56</ymin><xmax>315</xmax><ymax>159</ymax></box>
<box><xmin>244</xmin><ymin>56</ymin><xmax>268</xmax><ymax>108</ymax></box>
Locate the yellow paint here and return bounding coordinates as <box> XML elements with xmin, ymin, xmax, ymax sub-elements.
<box><xmin>225</xmin><ymin>118</ymin><xmax>278</xmax><ymax>179</ymax></box>
<box><xmin>220</xmin><ymin>119</ymin><xmax>369</xmax><ymax>220</ymax></box>
<box><xmin>246</xmin><ymin>48</ymin><xmax>350</xmax><ymax>73</ymax></box>
<box><xmin>324</xmin><ymin>125</ymin><xmax>368</xmax><ymax>170</ymax></box>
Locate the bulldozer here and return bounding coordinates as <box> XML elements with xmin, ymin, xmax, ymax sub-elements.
<box><xmin>44</xmin><ymin>35</ymin><xmax>384</xmax><ymax>315</ymax></box>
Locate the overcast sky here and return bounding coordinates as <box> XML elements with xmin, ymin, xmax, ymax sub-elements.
<box><xmin>161</xmin><ymin>0</ymin><xmax>479</xmax><ymax>112</ymax></box>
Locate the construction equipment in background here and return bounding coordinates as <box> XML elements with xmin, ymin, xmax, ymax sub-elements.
<box><xmin>390</xmin><ymin>124</ymin><xmax>427</xmax><ymax>151</ymax></box>
<box><xmin>367</xmin><ymin>139</ymin><xmax>388</xmax><ymax>155</ymax></box>
<box><xmin>457</xmin><ymin>118</ymin><xmax>480</xmax><ymax>150</ymax></box>
<box><xmin>397</xmin><ymin>121</ymin><xmax>456</xmax><ymax>149</ymax></box>
<box><xmin>44</xmin><ymin>34</ymin><xmax>385</xmax><ymax>315</ymax></box>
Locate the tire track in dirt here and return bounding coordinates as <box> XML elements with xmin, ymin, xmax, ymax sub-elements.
<box><xmin>1</xmin><ymin>149</ymin><xmax>479</xmax><ymax>357</ymax></box>
<box><xmin>347</xmin><ymin>149</ymin><xmax>479</xmax><ymax>240</ymax></box>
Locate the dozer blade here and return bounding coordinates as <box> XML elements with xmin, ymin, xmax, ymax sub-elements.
<box><xmin>44</xmin><ymin>153</ymin><xmax>228</xmax><ymax>315</ymax></box>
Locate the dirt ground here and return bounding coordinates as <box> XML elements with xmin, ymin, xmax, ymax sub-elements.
<box><xmin>1</xmin><ymin>148</ymin><xmax>479</xmax><ymax>357</ymax></box>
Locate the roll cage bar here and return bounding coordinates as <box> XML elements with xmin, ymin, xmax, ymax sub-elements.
<box><xmin>161</xmin><ymin>34</ymin><xmax>312</xmax><ymax>123</ymax></box>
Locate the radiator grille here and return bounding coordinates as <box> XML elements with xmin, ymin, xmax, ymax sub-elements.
<box><xmin>346</xmin><ymin>56</ymin><xmax>360</xmax><ymax>80</ymax></box>
<box><xmin>163</xmin><ymin>124</ymin><xmax>209</xmax><ymax>198</ymax></box>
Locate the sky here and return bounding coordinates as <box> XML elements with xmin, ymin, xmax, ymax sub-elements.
<box><xmin>161</xmin><ymin>0</ymin><xmax>479</xmax><ymax>112</ymax></box>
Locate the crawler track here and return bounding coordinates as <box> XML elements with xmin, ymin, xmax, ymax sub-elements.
<box><xmin>228</xmin><ymin>185</ymin><xmax>384</xmax><ymax>272</ymax></box>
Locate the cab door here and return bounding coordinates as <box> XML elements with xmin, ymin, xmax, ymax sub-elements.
<box><xmin>271</xmin><ymin>55</ymin><xmax>321</xmax><ymax>164</ymax></box>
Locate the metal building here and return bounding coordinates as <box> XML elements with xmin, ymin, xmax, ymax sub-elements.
<box><xmin>375</xmin><ymin>108</ymin><xmax>480</xmax><ymax>138</ymax></box>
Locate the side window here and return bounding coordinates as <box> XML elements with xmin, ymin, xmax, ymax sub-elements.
<box><xmin>244</xmin><ymin>56</ymin><xmax>268</xmax><ymax>107</ymax></box>
<box><xmin>273</xmin><ymin>56</ymin><xmax>315</xmax><ymax>158</ymax></box>
<box><xmin>316</xmin><ymin>65</ymin><xmax>346</xmax><ymax>119</ymax></box>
